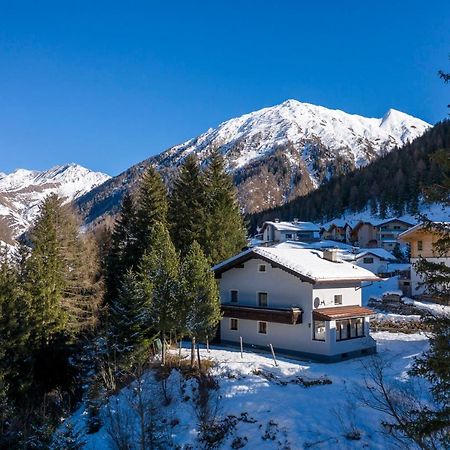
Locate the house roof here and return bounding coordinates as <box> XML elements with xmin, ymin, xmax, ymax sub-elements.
<box><xmin>274</xmin><ymin>240</ymin><xmax>355</xmax><ymax>251</ymax></box>
<box><xmin>321</xmin><ymin>219</ymin><xmax>359</xmax><ymax>231</ymax></box>
<box><xmin>371</xmin><ymin>217</ymin><xmax>416</xmax><ymax>227</ymax></box>
<box><xmin>398</xmin><ymin>222</ymin><xmax>450</xmax><ymax>240</ymax></box>
<box><xmin>312</xmin><ymin>305</ymin><xmax>375</xmax><ymax>321</ymax></box>
<box><xmin>212</xmin><ymin>247</ymin><xmax>380</xmax><ymax>284</ymax></box>
<box><xmin>262</xmin><ymin>221</ymin><xmax>321</xmax><ymax>233</ymax></box>
<box><xmin>354</xmin><ymin>248</ymin><xmax>397</xmax><ymax>261</ymax></box>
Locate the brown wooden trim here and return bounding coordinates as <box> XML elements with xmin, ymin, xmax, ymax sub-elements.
<box><xmin>222</xmin><ymin>304</ymin><xmax>302</xmax><ymax>325</ymax></box>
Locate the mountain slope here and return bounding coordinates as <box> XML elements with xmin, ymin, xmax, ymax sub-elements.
<box><xmin>0</xmin><ymin>163</ymin><xmax>110</xmax><ymax>243</ymax></box>
<box><xmin>76</xmin><ymin>99</ymin><xmax>430</xmax><ymax>223</ymax></box>
<box><xmin>249</xmin><ymin>120</ymin><xmax>450</xmax><ymax>230</ymax></box>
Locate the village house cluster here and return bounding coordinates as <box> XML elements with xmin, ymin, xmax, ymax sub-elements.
<box><xmin>212</xmin><ymin>217</ymin><xmax>449</xmax><ymax>362</ymax></box>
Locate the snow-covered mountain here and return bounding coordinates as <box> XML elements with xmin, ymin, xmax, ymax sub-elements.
<box><xmin>77</xmin><ymin>99</ymin><xmax>430</xmax><ymax>223</ymax></box>
<box><xmin>0</xmin><ymin>163</ymin><xmax>110</xmax><ymax>244</ymax></box>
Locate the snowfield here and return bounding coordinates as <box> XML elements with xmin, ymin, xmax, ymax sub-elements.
<box><xmin>71</xmin><ymin>332</ymin><xmax>431</xmax><ymax>449</ymax></box>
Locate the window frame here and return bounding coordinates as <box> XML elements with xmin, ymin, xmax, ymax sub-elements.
<box><xmin>334</xmin><ymin>294</ymin><xmax>343</xmax><ymax>305</ymax></box>
<box><xmin>229</xmin><ymin>318</ymin><xmax>238</xmax><ymax>331</ymax></box>
<box><xmin>258</xmin><ymin>264</ymin><xmax>267</xmax><ymax>273</ymax></box>
<box><xmin>257</xmin><ymin>321</ymin><xmax>268</xmax><ymax>334</ymax></box>
<box><xmin>257</xmin><ymin>291</ymin><xmax>268</xmax><ymax>307</ymax></box>
<box><xmin>417</xmin><ymin>240</ymin><xmax>423</xmax><ymax>252</ymax></box>
<box><xmin>363</xmin><ymin>257</ymin><xmax>374</xmax><ymax>264</ymax></box>
<box><xmin>336</xmin><ymin>317</ymin><xmax>365</xmax><ymax>341</ymax></box>
<box><xmin>313</xmin><ymin>319</ymin><xmax>326</xmax><ymax>341</ymax></box>
<box><xmin>230</xmin><ymin>290</ymin><xmax>238</xmax><ymax>303</ymax></box>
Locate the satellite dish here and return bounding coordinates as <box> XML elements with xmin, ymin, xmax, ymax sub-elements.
<box><xmin>314</xmin><ymin>297</ymin><xmax>320</xmax><ymax>309</ymax></box>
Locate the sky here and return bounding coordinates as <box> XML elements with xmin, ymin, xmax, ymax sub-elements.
<box><xmin>0</xmin><ymin>1</ymin><xmax>449</xmax><ymax>176</ymax></box>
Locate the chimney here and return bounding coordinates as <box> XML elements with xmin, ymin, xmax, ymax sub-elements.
<box><xmin>293</xmin><ymin>218</ymin><xmax>298</xmax><ymax>224</ymax></box>
<box><xmin>274</xmin><ymin>218</ymin><xmax>280</xmax><ymax>223</ymax></box>
<box><xmin>323</xmin><ymin>249</ymin><xmax>339</xmax><ymax>262</ymax></box>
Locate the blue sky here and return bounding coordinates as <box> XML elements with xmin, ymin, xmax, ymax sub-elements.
<box><xmin>0</xmin><ymin>1</ymin><xmax>449</xmax><ymax>176</ymax></box>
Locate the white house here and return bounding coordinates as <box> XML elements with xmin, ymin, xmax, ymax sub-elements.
<box><xmin>345</xmin><ymin>248</ymin><xmax>398</xmax><ymax>275</ymax></box>
<box><xmin>261</xmin><ymin>220</ymin><xmax>321</xmax><ymax>243</ymax></box>
<box><xmin>213</xmin><ymin>247</ymin><xmax>379</xmax><ymax>362</ymax></box>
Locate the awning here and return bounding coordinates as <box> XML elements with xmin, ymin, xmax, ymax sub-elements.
<box><xmin>312</xmin><ymin>305</ymin><xmax>374</xmax><ymax>321</ymax></box>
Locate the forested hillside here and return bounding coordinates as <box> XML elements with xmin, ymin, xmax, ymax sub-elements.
<box><xmin>249</xmin><ymin>120</ymin><xmax>450</xmax><ymax>229</ymax></box>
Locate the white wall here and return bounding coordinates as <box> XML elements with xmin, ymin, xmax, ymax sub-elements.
<box><xmin>354</xmin><ymin>256</ymin><xmax>385</xmax><ymax>274</ymax></box>
<box><xmin>219</xmin><ymin>256</ymin><xmax>374</xmax><ymax>357</ymax></box>
<box><xmin>410</xmin><ymin>257</ymin><xmax>450</xmax><ymax>296</ymax></box>
<box><xmin>219</xmin><ymin>257</ymin><xmax>312</xmax><ymax>308</ymax></box>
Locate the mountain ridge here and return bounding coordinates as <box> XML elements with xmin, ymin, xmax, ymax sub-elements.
<box><xmin>76</xmin><ymin>99</ymin><xmax>430</xmax><ymax>224</ymax></box>
<box><xmin>0</xmin><ymin>163</ymin><xmax>110</xmax><ymax>244</ymax></box>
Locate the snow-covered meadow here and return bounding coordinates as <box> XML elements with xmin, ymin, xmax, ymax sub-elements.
<box><xmin>71</xmin><ymin>331</ymin><xmax>431</xmax><ymax>449</ymax></box>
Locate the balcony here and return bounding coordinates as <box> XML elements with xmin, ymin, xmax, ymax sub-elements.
<box><xmin>221</xmin><ymin>303</ymin><xmax>302</xmax><ymax>325</ymax></box>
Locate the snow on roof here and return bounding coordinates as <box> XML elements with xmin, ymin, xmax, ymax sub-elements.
<box><xmin>370</xmin><ymin>217</ymin><xmax>416</xmax><ymax>227</ymax></box>
<box><xmin>355</xmin><ymin>248</ymin><xmax>397</xmax><ymax>261</ymax></box>
<box><xmin>321</xmin><ymin>219</ymin><xmax>359</xmax><ymax>230</ymax></box>
<box><xmin>274</xmin><ymin>240</ymin><xmax>355</xmax><ymax>251</ymax></box>
<box><xmin>213</xmin><ymin>247</ymin><xmax>380</xmax><ymax>283</ymax></box>
<box><xmin>262</xmin><ymin>221</ymin><xmax>321</xmax><ymax>232</ymax></box>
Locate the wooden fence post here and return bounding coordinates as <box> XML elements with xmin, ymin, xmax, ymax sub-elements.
<box><xmin>269</xmin><ymin>344</ymin><xmax>278</xmax><ymax>367</ymax></box>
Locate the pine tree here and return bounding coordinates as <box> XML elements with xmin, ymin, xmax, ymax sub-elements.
<box><xmin>105</xmin><ymin>192</ymin><xmax>137</xmax><ymax>304</ymax></box>
<box><xmin>133</xmin><ymin>165</ymin><xmax>168</xmax><ymax>259</ymax></box>
<box><xmin>203</xmin><ymin>150</ymin><xmax>247</xmax><ymax>264</ymax></box>
<box><xmin>180</xmin><ymin>241</ymin><xmax>221</xmax><ymax>369</ymax></box>
<box><xmin>169</xmin><ymin>154</ymin><xmax>207</xmax><ymax>256</ymax></box>
<box><xmin>0</xmin><ymin>250</ymin><xmax>29</xmax><ymax>394</ymax></box>
<box><xmin>108</xmin><ymin>269</ymin><xmax>153</xmax><ymax>368</ymax></box>
<box><xmin>140</xmin><ymin>222</ymin><xmax>181</xmax><ymax>364</ymax></box>
<box><xmin>24</xmin><ymin>195</ymin><xmax>68</xmax><ymax>346</ymax></box>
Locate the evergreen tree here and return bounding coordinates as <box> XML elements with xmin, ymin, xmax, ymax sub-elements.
<box><xmin>105</xmin><ymin>192</ymin><xmax>137</xmax><ymax>304</ymax></box>
<box><xmin>25</xmin><ymin>195</ymin><xmax>68</xmax><ymax>346</ymax></box>
<box><xmin>140</xmin><ymin>222</ymin><xmax>181</xmax><ymax>364</ymax></box>
<box><xmin>180</xmin><ymin>241</ymin><xmax>221</xmax><ymax>369</ymax></box>
<box><xmin>169</xmin><ymin>154</ymin><xmax>207</xmax><ymax>256</ymax></box>
<box><xmin>0</xmin><ymin>250</ymin><xmax>29</xmax><ymax>395</ymax></box>
<box><xmin>108</xmin><ymin>269</ymin><xmax>153</xmax><ymax>368</ymax></box>
<box><xmin>133</xmin><ymin>165</ymin><xmax>168</xmax><ymax>259</ymax></box>
<box><xmin>203</xmin><ymin>150</ymin><xmax>247</xmax><ymax>264</ymax></box>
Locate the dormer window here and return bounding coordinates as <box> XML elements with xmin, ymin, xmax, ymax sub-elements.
<box><xmin>258</xmin><ymin>264</ymin><xmax>267</xmax><ymax>272</ymax></box>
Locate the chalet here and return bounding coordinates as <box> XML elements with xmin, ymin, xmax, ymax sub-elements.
<box><xmin>213</xmin><ymin>247</ymin><xmax>379</xmax><ymax>362</ymax></box>
<box><xmin>375</xmin><ymin>218</ymin><xmax>415</xmax><ymax>250</ymax></box>
<box><xmin>261</xmin><ymin>220</ymin><xmax>320</xmax><ymax>243</ymax></box>
<box><xmin>351</xmin><ymin>218</ymin><xmax>414</xmax><ymax>249</ymax></box>
<box><xmin>346</xmin><ymin>248</ymin><xmax>398</xmax><ymax>275</ymax></box>
<box><xmin>399</xmin><ymin>223</ymin><xmax>450</xmax><ymax>297</ymax></box>
<box><xmin>321</xmin><ymin>220</ymin><xmax>357</xmax><ymax>244</ymax></box>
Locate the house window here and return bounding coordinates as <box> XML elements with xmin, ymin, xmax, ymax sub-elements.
<box><xmin>334</xmin><ymin>294</ymin><xmax>343</xmax><ymax>305</ymax></box>
<box><xmin>258</xmin><ymin>292</ymin><xmax>268</xmax><ymax>307</ymax></box>
<box><xmin>230</xmin><ymin>318</ymin><xmax>238</xmax><ymax>331</ymax></box>
<box><xmin>258</xmin><ymin>321</ymin><xmax>268</xmax><ymax>334</ymax></box>
<box><xmin>417</xmin><ymin>240</ymin><xmax>423</xmax><ymax>251</ymax></box>
<box><xmin>285</xmin><ymin>233</ymin><xmax>293</xmax><ymax>239</ymax></box>
<box><xmin>230</xmin><ymin>290</ymin><xmax>238</xmax><ymax>303</ymax></box>
<box><xmin>336</xmin><ymin>318</ymin><xmax>365</xmax><ymax>341</ymax></box>
<box><xmin>394</xmin><ymin>225</ymin><xmax>401</xmax><ymax>230</ymax></box>
<box><xmin>313</xmin><ymin>320</ymin><xmax>326</xmax><ymax>341</ymax></box>
<box><xmin>258</xmin><ymin>264</ymin><xmax>267</xmax><ymax>272</ymax></box>
<box><xmin>363</xmin><ymin>257</ymin><xmax>374</xmax><ymax>264</ymax></box>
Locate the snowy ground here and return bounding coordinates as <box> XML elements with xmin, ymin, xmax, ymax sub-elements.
<box><xmin>72</xmin><ymin>332</ymin><xmax>431</xmax><ymax>449</ymax></box>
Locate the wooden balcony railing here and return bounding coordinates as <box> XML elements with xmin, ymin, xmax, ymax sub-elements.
<box><xmin>221</xmin><ymin>303</ymin><xmax>302</xmax><ymax>325</ymax></box>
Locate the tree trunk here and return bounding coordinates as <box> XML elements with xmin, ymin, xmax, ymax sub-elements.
<box><xmin>197</xmin><ymin>342</ymin><xmax>202</xmax><ymax>373</ymax></box>
<box><xmin>191</xmin><ymin>337</ymin><xmax>196</xmax><ymax>367</ymax></box>
<box><xmin>161</xmin><ymin>331</ymin><xmax>166</xmax><ymax>366</ymax></box>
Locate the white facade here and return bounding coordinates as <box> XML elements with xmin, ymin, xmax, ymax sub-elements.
<box><xmin>215</xmin><ymin>250</ymin><xmax>377</xmax><ymax>362</ymax></box>
<box><xmin>410</xmin><ymin>257</ymin><xmax>450</xmax><ymax>296</ymax></box>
